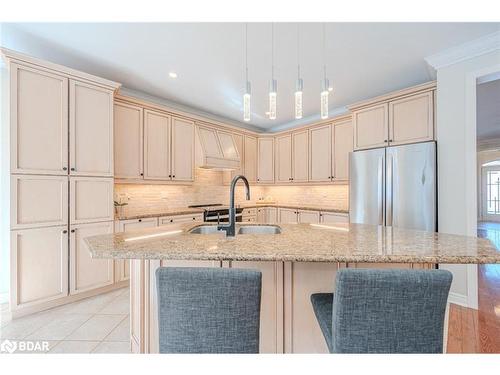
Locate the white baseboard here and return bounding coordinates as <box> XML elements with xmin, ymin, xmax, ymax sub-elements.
<box><xmin>448</xmin><ymin>292</ymin><xmax>470</xmax><ymax>308</ymax></box>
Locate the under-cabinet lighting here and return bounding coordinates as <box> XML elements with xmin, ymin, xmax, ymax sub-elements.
<box><xmin>124</xmin><ymin>230</ymin><xmax>183</xmax><ymax>242</ymax></box>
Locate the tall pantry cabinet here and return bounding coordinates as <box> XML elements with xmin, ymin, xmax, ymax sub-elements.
<box><xmin>3</xmin><ymin>49</ymin><xmax>122</xmax><ymax>316</ymax></box>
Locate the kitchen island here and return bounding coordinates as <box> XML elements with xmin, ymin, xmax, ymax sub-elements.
<box><xmin>85</xmin><ymin>222</ymin><xmax>500</xmax><ymax>354</ymax></box>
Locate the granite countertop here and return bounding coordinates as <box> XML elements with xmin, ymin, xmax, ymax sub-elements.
<box><xmin>85</xmin><ymin>222</ymin><xmax>500</xmax><ymax>264</ymax></box>
<box><xmin>115</xmin><ymin>207</ymin><xmax>205</xmax><ymax>220</ymax></box>
<box><xmin>115</xmin><ymin>204</ymin><xmax>348</xmax><ymax>220</ymax></box>
<box><xmin>240</xmin><ymin>204</ymin><xmax>349</xmax><ymax>214</ymax></box>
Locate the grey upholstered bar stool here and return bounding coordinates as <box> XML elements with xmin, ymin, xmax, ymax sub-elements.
<box><xmin>156</xmin><ymin>267</ymin><xmax>262</xmax><ymax>353</ymax></box>
<box><xmin>311</xmin><ymin>268</ymin><xmax>452</xmax><ymax>353</ymax></box>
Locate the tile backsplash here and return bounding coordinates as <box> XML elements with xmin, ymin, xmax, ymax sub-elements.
<box><xmin>115</xmin><ymin>169</ymin><xmax>349</xmax><ymax>217</ymax></box>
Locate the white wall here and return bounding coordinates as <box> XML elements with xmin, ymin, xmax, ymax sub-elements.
<box><xmin>436</xmin><ymin>49</ymin><xmax>500</xmax><ymax>309</ymax></box>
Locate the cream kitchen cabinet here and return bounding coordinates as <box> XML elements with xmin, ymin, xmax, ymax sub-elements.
<box><xmin>332</xmin><ymin>119</ymin><xmax>353</xmax><ymax>181</ymax></box>
<box><xmin>70</xmin><ymin>177</ymin><xmax>114</xmax><ymax>224</ymax></box>
<box><xmin>257</xmin><ymin>137</ymin><xmax>274</xmax><ymax>183</ymax></box>
<box><xmin>353</xmin><ymin>89</ymin><xmax>434</xmax><ymax>151</ymax></box>
<box><xmin>353</xmin><ymin>103</ymin><xmax>389</xmax><ymax>150</ymax></box>
<box><xmin>115</xmin><ymin>217</ymin><xmax>159</xmax><ymax>284</ymax></box>
<box><xmin>278</xmin><ymin>208</ymin><xmax>298</xmax><ymax>223</ymax></box>
<box><xmin>292</xmin><ymin>130</ymin><xmax>309</xmax><ymax>182</ymax></box>
<box><xmin>275</xmin><ymin>134</ymin><xmax>292</xmax><ymax>183</ymax></box>
<box><xmin>10</xmin><ymin>63</ymin><xmax>69</xmax><ymax>175</ymax></box>
<box><xmin>10</xmin><ymin>226</ymin><xmax>69</xmax><ymax>310</ymax></box>
<box><xmin>69</xmin><ymin>80</ymin><xmax>114</xmax><ymax>177</ymax></box>
<box><xmin>116</xmin><ymin>217</ymin><xmax>158</xmax><ymax>354</ymax></box>
<box><xmin>309</xmin><ymin>124</ymin><xmax>332</xmax><ymax>182</ymax></box>
<box><xmin>244</xmin><ymin>135</ymin><xmax>258</xmax><ymax>183</ymax></box>
<box><xmin>298</xmin><ymin>210</ymin><xmax>320</xmax><ymax>224</ymax></box>
<box><xmin>230</xmin><ymin>261</ymin><xmax>284</xmax><ymax>353</ymax></box>
<box><xmin>143</xmin><ymin>109</ymin><xmax>171</xmax><ymax>180</ymax></box>
<box><xmin>320</xmin><ymin>212</ymin><xmax>349</xmax><ymax>223</ymax></box>
<box><xmin>69</xmin><ymin>221</ymin><xmax>114</xmax><ymax>295</ymax></box>
<box><xmin>257</xmin><ymin>207</ymin><xmax>278</xmax><ymax>224</ymax></box>
<box><xmin>114</xmin><ymin>101</ymin><xmax>144</xmax><ymax>179</ymax></box>
<box><xmin>11</xmin><ymin>175</ymin><xmax>68</xmax><ymax>230</ymax></box>
<box><xmin>284</xmin><ymin>262</ymin><xmax>338</xmax><ymax>353</ymax></box>
<box><xmin>389</xmin><ymin>91</ymin><xmax>434</xmax><ymax>146</ymax></box>
<box><xmin>171</xmin><ymin>117</ymin><xmax>195</xmax><ymax>182</ymax></box>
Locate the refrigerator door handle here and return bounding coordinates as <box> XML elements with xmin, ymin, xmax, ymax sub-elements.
<box><xmin>386</xmin><ymin>154</ymin><xmax>394</xmax><ymax>226</ymax></box>
<box><xmin>378</xmin><ymin>156</ymin><xmax>385</xmax><ymax>225</ymax></box>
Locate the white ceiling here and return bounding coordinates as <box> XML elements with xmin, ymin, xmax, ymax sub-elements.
<box><xmin>477</xmin><ymin>78</ymin><xmax>500</xmax><ymax>142</ymax></box>
<box><xmin>2</xmin><ymin>22</ymin><xmax>499</xmax><ymax>132</ymax></box>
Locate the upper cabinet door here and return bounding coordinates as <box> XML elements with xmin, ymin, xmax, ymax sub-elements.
<box><xmin>244</xmin><ymin>136</ymin><xmax>258</xmax><ymax>183</ymax></box>
<box><xmin>292</xmin><ymin>130</ymin><xmax>309</xmax><ymax>182</ymax></box>
<box><xmin>388</xmin><ymin>91</ymin><xmax>434</xmax><ymax>146</ymax></box>
<box><xmin>144</xmin><ymin>109</ymin><xmax>171</xmax><ymax>180</ymax></box>
<box><xmin>69</xmin><ymin>80</ymin><xmax>114</xmax><ymax>177</ymax></box>
<box><xmin>309</xmin><ymin>125</ymin><xmax>332</xmax><ymax>182</ymax></box>
<box><xmin>257</xmin><ymin>138</ymin><xmax>275</xmax><ymax>183</ymax></box>
<box><xmin>114</xmin><ymin>102</ymin><xmax>144</xmax><ymax>179</ymax></box>
<box><xmin>353</xmin><ymin>103</ymin><xmax>389</xmax><ymax>150</ymax></box>
<box><xmin>171</xmin><ymin>117</ymin><xmax>195</xmax><ymax>181</ymax></box>
<box><xmin>275</xmin><ymin>134</ymin><xmax>292</xmax><ymax>183</ymax></box>
<box><xmin>11</xmin><ymin>63</ymin><xmax>68</xmax><ymax>175</ymax></box>
<box><xmin>333</xmin><ymin>119</ymin><xmax>353</xmax><ymax>181</ymax></box>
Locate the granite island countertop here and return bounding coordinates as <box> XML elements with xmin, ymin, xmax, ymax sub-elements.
<box><xmin>85</xmin><ymin>222</ymin><xmax>500</xmax><ymax>264</ymax></box>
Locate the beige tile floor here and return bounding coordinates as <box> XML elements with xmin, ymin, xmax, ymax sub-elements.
<box><xmin>0</xmin><ymin>287</ymin><xmax>130</xmax><ymax>354</ymax></box>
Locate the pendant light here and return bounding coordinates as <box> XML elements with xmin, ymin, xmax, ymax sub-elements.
<box><xmin>295</xmin><ymin>24</ymin><xmax>303</xmax><ymax>120</ymax></box>
<box><xmin>243</xmin><ymin>23</ymin><xmax>251</xmax><ymax>122</ymax></box>
<box><xmin>320</xmin><ymin>23</ymin><xmax>329</xmax><ymax>120</ymax></box>
<box><xmin>269</xmin><ymin>23</ymin><xmax>277</xmax><ymax>120</ymax></box>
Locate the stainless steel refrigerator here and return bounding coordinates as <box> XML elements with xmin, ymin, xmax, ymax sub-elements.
<box><xmin>349</xmin><ymin>141</ymin><xmax>436</xmax><ymax>231</ymax></box>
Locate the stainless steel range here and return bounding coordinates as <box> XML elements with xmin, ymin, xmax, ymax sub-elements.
<box><xmin>188</xmin><ymin>204</ymin><xmax>243</xmax><ymax>224</ymax></box>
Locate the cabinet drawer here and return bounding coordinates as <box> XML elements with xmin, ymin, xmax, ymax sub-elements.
<box><xmin>242</xmin><ymin>216</ymin><xmax>257</xmax><ymax>223</ymax></box>
<box><xmin>158</xmin><ymin>214</ymin><xmax>203</xmax><ymax>226</ymax></box>
<box><xmin>70</xmin><ymin>177</ymin><xmax>114</xmax><ymax>224</ymax></box>
<box><xmin>243</xmin><ymin>208</ymin><xmax>257</xmax><ymax>216</ymax></box>
<box><xmin>11</xmin><ymin>175</ymin><xmax>68</xmax><ymax>229</ymax></box>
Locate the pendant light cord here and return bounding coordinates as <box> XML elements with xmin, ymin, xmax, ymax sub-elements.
<box><xmin>323</xmin><ymin>23</ymin><xmax>327</xmax><ymax>80</ymax></box>
<box><xmin>245</xmin><ymin>23</ymin><xmax>248</xmax><ymax>83</ymax></box>
<box><xmin>297</xmin><ymin>23</ymin><xmax>300</xmax><ymax>79</ymax></box>
<box><xmin>271</xmin><ymin>23</ymin><xmax>274</xmax><ymax>80</ymax></box>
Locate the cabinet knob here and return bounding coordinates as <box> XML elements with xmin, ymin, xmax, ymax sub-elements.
<box><xmin>172</xmin><ymin>175</ymin><xmax>175</xmax><ymax>178</ymax></box>
<box><xmin>170</xmin><ymin>219</ymin><xmax>173</xmax><ymax>223</ymax></box>
<box><xmin>138</xmin><ymin>219</ymin><xmax>142</xmax><ymax>222</ymax></box>
<box><xmin>63</xmin><ymin>230</ymin><xmax>68</xmax><ymax>234</ymax></box>
<box><xmin>70</xmin><ymin>167</ymin><xmax>75</xmax><ymax>171</ymax></box>
<box><xmin>257</xmin><ymin>178</ymin><xmax>260</xmax><ymax>181</ymax></box>
<box><xmin>192</xmin><ymin>217</ymin><xmax>196</xmax><ymax>220</ymax></box>
<box><xmin>389</xmin><ymin>139</ymin><xmax>393</xmax><ymax>142</ymax></box>
<box><xmin>63</xmin><ymin>167</ymin><xmax>67</xmax><ymax>171</ymax></box>
<box><xmin>169</xmin><ymin>175</ymin><xmax>172</xmax><ymax>178</ymax></box>
<box><xmin>71</xmin><ymin>229</ymin><xmax>75</xmax><ymax>233</ymax></box>
<box><xmin>384</xmin><ymin>140</ymin><xmax>388</xmax><ymax>143</ymax></box>
<box><xmin>140</xmin><ymin>173</ymin><xmax>144</xmax><ymax>176</ymax></box>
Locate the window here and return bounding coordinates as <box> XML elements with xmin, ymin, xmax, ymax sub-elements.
<box><xmin>486</xmin><ymin>170</ymin><xmax>500</xmax><ymax>215</ymax></box>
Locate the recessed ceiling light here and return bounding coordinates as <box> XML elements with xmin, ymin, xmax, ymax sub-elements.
<box><xmin>328</xmin><ymin>87</ymin><xmax>333</xmax><ymax>92</ymax></box>
<box><xmin>169</xmin><ymin>72</ymin><xmax>178</xmax><ymax>79</ymax></box>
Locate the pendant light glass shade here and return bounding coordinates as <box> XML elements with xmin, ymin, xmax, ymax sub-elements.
<box><xmin>243</xmin><ymin>81</ymin><xmax>251</xmax><ymax>122</ymax></box>
<box><xmin>295</xmin><ymin>78</ymin><xmax>303</xmax><ymax>119</ymax></box>
<box><xmin>321</xmin><ymin>78</ymin><xmax>329</xmax><ymax>120</ymax></box>
<box><xmin>269</xmin><ymin>79</ymin><xmax>277</xmax><ymax>120</ymax></box>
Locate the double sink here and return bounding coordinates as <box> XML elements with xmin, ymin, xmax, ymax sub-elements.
<box><xmin>189</xmin><ymin>225</ymin><xmax>282</xmax><ymax>235</ymax></box>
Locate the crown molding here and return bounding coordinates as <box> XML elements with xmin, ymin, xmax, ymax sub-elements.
<box><xmin>425</xmin><ymin>31</ymin><xmax>500</xmax><ymax>71</ymax></box>
<box><xmin>477</xmin><ymin>137</ymin><xmax>500</xmax><ymax>152</ymax></box>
